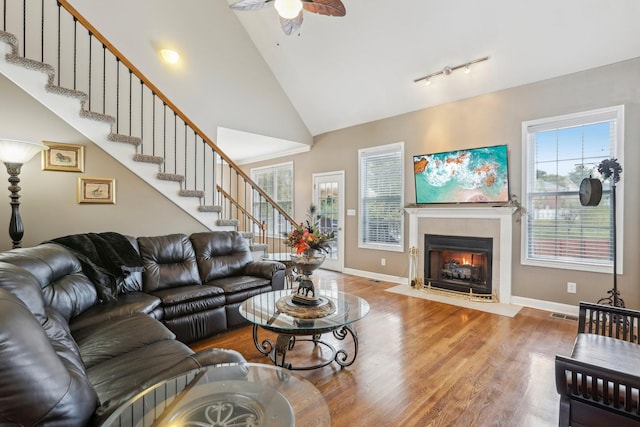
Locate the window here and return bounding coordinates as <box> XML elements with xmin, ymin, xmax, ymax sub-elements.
<box><xmin>251</xmin><ymin>162</ymin><xmax>293</xmax><ymax>234</ymax></box>
<box><xmin>358</xmin><ymin>142</ymin><xmax>404</xmax><ymax>251</ymax></box>
<box><xmin>521</xmin><ymin>106</ymin><xmax>624</xmax><ymax>273</ymax></box>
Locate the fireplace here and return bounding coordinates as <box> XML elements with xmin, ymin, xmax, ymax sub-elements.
<box><xmin>424</xmin><ymin>234</ymin><xmax>493</xmax><ymax>296</ymax></box>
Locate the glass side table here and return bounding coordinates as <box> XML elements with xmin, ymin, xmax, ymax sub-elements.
<box><xmin>100</xmin><ymin>363</ymin><xmax>330</xmax><ymax>427</ymax></box>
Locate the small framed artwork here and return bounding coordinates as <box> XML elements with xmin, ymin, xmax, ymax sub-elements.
<box><xmin>42</xmin><ymin>142</ymin><xmax>84</xmax><ymax>172</ymax></box>
<box><xmin>78</xmin><ymin>177</ymin><xmax>116</xmax><ymax>204</ymax></box>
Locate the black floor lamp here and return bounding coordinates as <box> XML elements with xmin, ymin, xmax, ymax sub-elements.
<box><xmin>0</xmin><ymin>139</ymin><xmax>49</xmax><ymax>249</ymax></box>
<box><xmin>578</xmin><ymin>158</ymin><xmax>623</xmax><ymax>307</ymax></box>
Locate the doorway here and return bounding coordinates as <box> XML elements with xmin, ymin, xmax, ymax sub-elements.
<box><xmin>312</xmin><ymin>171</ymin><xmax>344</xmax><ymax>272</ymax></box>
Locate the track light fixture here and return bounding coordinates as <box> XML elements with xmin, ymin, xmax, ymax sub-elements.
<box><xmin>414</xmin><ymin>56</ymin><xmax>489</xmax><ymax>86</ymax></box>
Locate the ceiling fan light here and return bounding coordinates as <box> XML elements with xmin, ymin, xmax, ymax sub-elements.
<box><xmin>274</xmin><ymin>0</ymin><xmax>303</xmax><ymax>19</ymax></box>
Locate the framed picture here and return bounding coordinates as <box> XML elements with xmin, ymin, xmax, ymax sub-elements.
<box><xmin>42</xmin><ymin>142</ymin><xmax>84</xmax><ymax>172</ymax></box>
<box><xmin>78</xmin><ymin>177</ymin><xmax>116</xmax><ymax>204</ymax></box>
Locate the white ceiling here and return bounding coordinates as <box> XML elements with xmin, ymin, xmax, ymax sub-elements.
<box><xmin>228</xmin><ymin>0</ymin><xmax>640</xmax><ymax>139</ymax></box>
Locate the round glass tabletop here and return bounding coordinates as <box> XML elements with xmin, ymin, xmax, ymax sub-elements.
<box><xmin>101</xmin><ymin>363</ymin><xmax>330</xmax><ymax>427</ymax></box>
<box><xmin>240</xmin><ymin>289</ymin><xmax>370</xmax><ymax>333</ymax></box>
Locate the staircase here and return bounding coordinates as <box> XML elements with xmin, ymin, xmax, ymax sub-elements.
<box><xmin>0</xmin><ymin>0</ymin><xmax>295</xmax><ymax>257</ymax></box>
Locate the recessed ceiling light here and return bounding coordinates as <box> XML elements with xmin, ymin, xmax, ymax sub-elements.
<box><xmin>160</xmin><ymin>49</ymin><xmax>180</xmax><ymax>64</ymax></box>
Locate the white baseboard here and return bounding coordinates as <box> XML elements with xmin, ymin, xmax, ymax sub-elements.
<box><xmin>511</xmin><ymin>296</ymin><xmax>578</xmax><ymax>316</ymax></box>
<box><xmin>342</xmin><ymin>268</ymin><xmax>407</xmax><ymax>285</ymax></box>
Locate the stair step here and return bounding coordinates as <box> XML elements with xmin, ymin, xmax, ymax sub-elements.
<box><xmin>46</xmin><ymin>85</ymin><xmax>87</xmax><ymax>103</ymax></box>
<box><xmin>109</xmin><ymin>133</ymin><xmax>141</xmax><ymax>146</ymax></box>
<box><xmin>80</xmin><ymin>109</ymin><xmax>115</xmax><ymax>124</ymax></box>
<box><xmin>239</xmin><ymin>231</ymin><xmax>254</xmax><ymax>240</ymax></box>
<box><xmin>198</xmin><ymin>205</ymin><xmax>222</xmax><ymax>213</ymax></box>
<box><xmin>250</xmin><ymin>243</ymin><xmax>269</xmax><ymax>252</ymax></box>
<box><xmin>5</xmin><ymin>54</ymin><xmax>55</xmax><ymax>84</ymax></box>
<box><xmin>157</xmin><ymin>172</ymin><xmax>184</xmax><ymax>182</ymax></box>
<box><xmin>178</xmin><ymin>189</ymin><xmax>204</xmax><ymax>198</ymax></box>
<box><xmin>217</xmin><ymin>219</ymin><xmax>239</xmax><ymax>227</ymax></box>
<box><xmin>0</xmin><ymin>31</ymin><xmax>19</xmax><ymax>55</ymax></box>
<box><xmin>133</xmin><ymin>153</ymin><xmax>164</xmax><ymax>165</ymax></box>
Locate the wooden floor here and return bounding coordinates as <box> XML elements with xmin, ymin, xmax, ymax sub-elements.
<box><xmin>191</xmin><ymin>270</ymin><xmax>577</xmax><ymax>427</ymax></box>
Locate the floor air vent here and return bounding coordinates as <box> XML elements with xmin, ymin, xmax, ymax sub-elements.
<box><xmin>550</xmin><ymin>312</ymin><xmax>578</xmax><ymax>322</ymax></box>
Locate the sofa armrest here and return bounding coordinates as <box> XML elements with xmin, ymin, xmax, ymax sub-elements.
<box><xmin>578</xmin><ymin>302</ymin><xmax>640</xmax><ymax>342</ymax></box>
<box><xmin>555</xmin><ymin>354</ymin><xmax>640</xmax><ymax>415</ymax></box>
<box><xmin>244</xmin><ymin>260</ymin><xmax>285</xmax><ymax>280</ymax></box>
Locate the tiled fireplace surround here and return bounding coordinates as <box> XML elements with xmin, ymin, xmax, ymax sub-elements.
<box><xmin>405</xmin><ymin>207</ymin><xmax>516</xmax><ymax>304</ymax></box>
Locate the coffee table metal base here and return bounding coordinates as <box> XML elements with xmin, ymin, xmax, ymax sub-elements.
<box><xmin>252</xmin><ymin>324</ymin><xmax>359</xmax><ymax>370</ymax></box>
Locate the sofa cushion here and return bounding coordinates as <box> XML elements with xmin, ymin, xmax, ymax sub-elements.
<box><xmin>0</xmin><ymin>244</ymin><xmax>98</xmax><ymax>321</ymax></box>
<box><xmin>190</xmin><ymin>231</ymin><xmax>253</xmax><ymax>282</ymax></box>
<box><xmin>163</xmin><ymin>307</ymin><xmax>228</xmax><ymax>344</ymax></box>
<box><xmin>138</xmin><ymin>234</ymin><xmax>201</xmax><ymax>292</ymax></box>
<box><xmin>151</xmin><ymin>285</ymin><xmax>226</xmax><ymax>319</ymax></box>
<box><xmin>0</xmin><ymin>261</ymin><xmax>47</xmax><ymax>321</ymax></box>
<box><xmin>0</xmin><ymin>288</ymin><xmax>97</xmax><ymax>427</ymax></box>
<box><xmin>207</xmin><ymin>275</ymin><xmax>271</xmax><ymax>300</ymax></box>
<box><xmin>73</xmin><ymin>312</ymin><xmax>176</xmax><ymax>369</ymax></box>
<box><xmin>87</xmin><ymin>339</ymin><xmax>205</xmax><ymax>407</ymax></box>
<box><xmin>69</xmin><ymin>291</ymin><xmax>162</xmax><ymax>332</ymax></box>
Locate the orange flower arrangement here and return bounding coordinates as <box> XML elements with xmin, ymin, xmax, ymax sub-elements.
<box><xmin>285</xmin><ymin>205</ymin><xmax>335</xmax><ymax>255</ymax></box>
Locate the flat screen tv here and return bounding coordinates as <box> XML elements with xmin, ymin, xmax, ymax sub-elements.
<box><xmin>413</xmin><ymin>144</ymin><xmax>509</xmax><ymax>204</ymax></box>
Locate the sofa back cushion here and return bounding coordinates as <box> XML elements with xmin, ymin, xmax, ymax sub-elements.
<box><xmin>120</xmin><ymin>235</ymin><xmax>143</xmax><ymax>293</ymax></box>
<box><xmin>190</xmin><ymin>231</ymin><xmax>253</xmax><ymax>282</ymax></box>
<box><xmin>138</xmin><ymin>234</ymin><xmax>201</xmax><ymax>292</ymax></box>
<box><xmin>0</xmin><ymin>244</ymin><xmax>98</xmax><ymax>321</ymax></box>
<box><xmin>0</xmin><ymin>268</ymin><xmax>97</xmax><ymax>427</ymax></box>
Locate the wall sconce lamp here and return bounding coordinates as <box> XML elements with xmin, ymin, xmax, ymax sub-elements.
<box><xmin>0</xmin><ymin>139</ymin><xmax>49</xmax><ymax>248</ymax></box>
<box><xmin>414</xmin><ymin>56</ymin><xmax>490</xmax><ymax>86</ymax></box>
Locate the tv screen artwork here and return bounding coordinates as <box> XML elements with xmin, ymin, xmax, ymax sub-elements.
<box><xmin>413</xmin><ymin>144</ymin><xmax>509</xmax><ymax>204</ymax></box>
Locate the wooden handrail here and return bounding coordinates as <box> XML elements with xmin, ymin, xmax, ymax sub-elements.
<box><xmin>217</xmin><ymin>185</ymin><xmax>267</xmax><ymax>243</ymax></box>
<box><xmin>56</xmin><ymin>0</ymin><xmax>296</xmax><ymax>227</ymax></box>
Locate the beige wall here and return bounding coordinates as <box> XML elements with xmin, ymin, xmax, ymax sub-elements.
<box><xmin>244</xmin><ymin>57</ymin><xmax>640</xmax><ymax>308</ymax></box>
<box><xmin>0</xmin><ymin>75</ymin><xmax>209</xmax><ymax>250</ymax></box>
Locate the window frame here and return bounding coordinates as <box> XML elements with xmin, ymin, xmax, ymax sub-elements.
<box><xmin>520</xmin><ymin>105</ymin><xmax>624</xmax><ymax>274</ymax></box>
<box><xmin>250</xmin><ymin>161</ymin><xmax>294</xmax><ymax>235</ymax></box>
<box><xmin>358</xmin><ymin>142</ymin><xmax>405</xmax><ymax>252</ymax></box>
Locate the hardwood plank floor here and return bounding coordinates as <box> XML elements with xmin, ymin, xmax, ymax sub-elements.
<box><xmin>191</xmin><ymin>270</ymin><xmax>577</xmax><ymax>426</ymax></box>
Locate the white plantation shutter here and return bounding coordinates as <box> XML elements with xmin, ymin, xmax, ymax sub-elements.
<box><xmin>522</xmin><ymin>106</ymin><xmax>624</xmax><ymax>272</ymax></box>
<box><xmin>358</xmin><ymin>142</ymin><xmax>404</xmax><ymax>250</ymax></box>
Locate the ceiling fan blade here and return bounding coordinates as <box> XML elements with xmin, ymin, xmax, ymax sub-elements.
<box><xmin>229</xmin><ymin>0</ymin><xmax>273</xmax><ymax>11</ymax></box>
<box><xmin>302</xmin><ymin>0</ymin><xmax>346</xmax><ymax>16</ymax></box>
<box><xmin>280</xmin><ymin>13</ymin><xmax>303</xmax><ymax>35</ymax></box>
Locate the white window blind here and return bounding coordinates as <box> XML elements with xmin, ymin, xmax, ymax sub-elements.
<box><xmin>358</xmin><ymin>142</ymin><xmax>404</xmax><ymax>251</ymax></box>
<box><xmin>522</xmin><ymin>106</ymin><xmax>624</xmax><ymax>272</ymax></box>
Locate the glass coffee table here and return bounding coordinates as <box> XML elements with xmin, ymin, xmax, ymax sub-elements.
<box><xmin>239</xmin><ymin>289</ymin><xmax>370</xmax><ymax>370</ymax></box>
<box><xmin>101</xmin><ymin>363</ymin><xmax>330</xmax><ymax>427</ymax></box>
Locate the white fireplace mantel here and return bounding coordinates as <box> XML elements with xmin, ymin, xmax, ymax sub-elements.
<box><xmin>404</xmin><ymin>206</ymin><xmax>516</xmax><ymax>303</ymax></box>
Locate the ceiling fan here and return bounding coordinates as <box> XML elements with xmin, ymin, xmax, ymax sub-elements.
<box><xmin>229</xmin><ymin>0</ymin><xmax>346</xmax><ymax>35</ymax></box>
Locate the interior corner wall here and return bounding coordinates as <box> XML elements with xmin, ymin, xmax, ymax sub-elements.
<box><xmin>243</xmin><ymin>57</ymin><xmax>640</xmax><ymax>309</ymax></box>
<box><xmin>0</xmin><ymin>75</ymin><xmax>209</xmax><ymax>251</ymax></box>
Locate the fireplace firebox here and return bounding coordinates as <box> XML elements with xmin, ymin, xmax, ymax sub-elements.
<box><xmin>424</xmin><ymin>234</ymin><xmax>493</xmax><ymax>295</ymax></box>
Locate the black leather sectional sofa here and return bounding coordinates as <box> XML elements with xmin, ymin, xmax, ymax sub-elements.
<box><xmin>0</xmin><ymin>231</ymin><xmax>286</xmax><ymax>426</ymax></box>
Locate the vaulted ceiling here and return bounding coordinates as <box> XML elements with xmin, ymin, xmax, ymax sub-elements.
<box><xmin>230</xmin><ymin>0</ymin><xmax>640</xmax><ymax>137</ymax></box>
